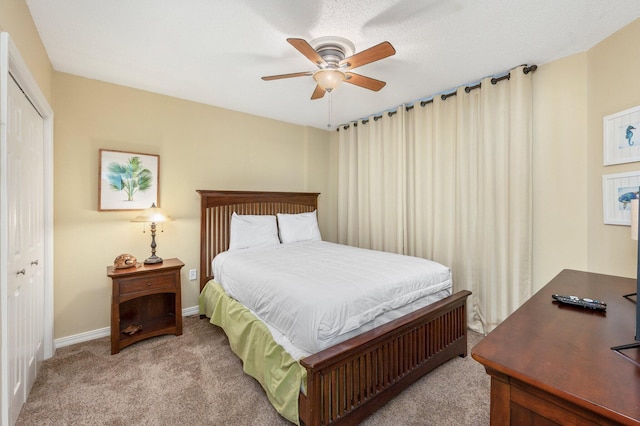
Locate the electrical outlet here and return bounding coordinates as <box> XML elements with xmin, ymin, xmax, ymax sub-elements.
<box><xmin>189</xmin><ymin>269</ymin><xmax>197</xmax><ymax>281</ymax></box>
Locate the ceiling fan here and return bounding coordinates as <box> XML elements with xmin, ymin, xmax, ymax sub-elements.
<box><xmin>262</xmin><ymin>36</ymin><xmax>396</xmax><ymax>100</ymax></box>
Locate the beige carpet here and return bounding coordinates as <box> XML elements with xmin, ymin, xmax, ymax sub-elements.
<box><xmin>17</xmin><ymin>315</ymin><xmax>489</xmax><ymax>425</ymax></box>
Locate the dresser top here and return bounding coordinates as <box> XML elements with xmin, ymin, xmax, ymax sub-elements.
<box><xmin>472</xmin><ymin>269</ymin><xmax>640</xmax><ymax>423</ymax></box>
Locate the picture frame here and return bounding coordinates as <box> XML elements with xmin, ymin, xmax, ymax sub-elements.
<box><xmin>602</xmin><ymin>171</ymin><xmax>640</xmax><ymax>225</ymax></box>
<box><xmin>603</xmin><ymin>105</ymin><xmax>640</xmax><ymax>165</ymax></box>
<box><xmin>99</xmin><ymin>149</ymin><xmax>159</xmax><ymax>211</ymax></box>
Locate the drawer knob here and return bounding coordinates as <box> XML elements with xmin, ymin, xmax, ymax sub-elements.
<box><xmin>147</xmin><ymin>282</ymin><xmax>151</xmax><ymax>286</ymax></box>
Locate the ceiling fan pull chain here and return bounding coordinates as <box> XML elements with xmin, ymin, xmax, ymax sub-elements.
<box><xmin>327</xmin><ymin>91</ymin><xmax>332</xmax><ymax>128</ymax></box>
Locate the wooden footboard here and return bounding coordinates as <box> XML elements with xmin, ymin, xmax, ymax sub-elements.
<box><xmin>298</xmin><ymin>290</ymin><xmax>471</xmax><ymax>426</ymax></box>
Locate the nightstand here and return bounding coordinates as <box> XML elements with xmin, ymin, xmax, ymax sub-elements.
<box><xmin>107</xmin><ymin>258</ymin><xmax>184</xmax><ymax>354</ymax></box>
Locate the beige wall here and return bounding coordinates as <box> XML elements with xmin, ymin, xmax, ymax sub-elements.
<box><xmin>4</xmin><ymin>4</ymin><xmax>640</xmax><ymax>340</ymax></box>
<box><xmin>532</xmin><ymin>53</ymin><xmax>589</xmax><ymax>290</ymax></box>
<box><xmin>53</xmin><ymin>73</ymin><xmax>334</xmax><ymax>338</ymax></box>
<box><xmin>0</xmin><ymin>0</ymin><xmax>53</xmax><ymax>102</ymax></box>
<box><xmin>531</xmin><ymin>18</ymin><xmax>640</xmax><ymax>286</ymax></box>
<box><xmin>587</xmin><ymin>20</ymin><xmax>640</xmax><ymax>278</ymax></box>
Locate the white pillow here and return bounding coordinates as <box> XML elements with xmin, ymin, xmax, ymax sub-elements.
<box><xmin>277</xmin><ymin>210</ymin><xmax>322</xmax><ymax>243</ymax></box>
<box><xmin>228</xmin><ymin>213</ymin><xmax>280</xmax><ymax>250</ymax></box>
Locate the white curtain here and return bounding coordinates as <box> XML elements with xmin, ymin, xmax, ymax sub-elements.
<box><xmin>338</xmin><ymin>107</ymin><xmax>406</xmax><ymax>253</ymax></box>
<box><xmin>337</xmin><ymin>66</ymin><xmax>533</xmax><ymax>334</ymax></box>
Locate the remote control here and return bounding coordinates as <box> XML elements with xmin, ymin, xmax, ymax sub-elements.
<box><xmin>552</xmin><ymin>294</ymin><xmax>607</xmax><ymax>311</ymax></box>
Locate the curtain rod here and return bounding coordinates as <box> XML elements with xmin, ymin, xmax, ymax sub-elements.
<box><xmin>339</xmin><ymin>64</ymin><xmax>537</xmax><ymax>131</ymax></box>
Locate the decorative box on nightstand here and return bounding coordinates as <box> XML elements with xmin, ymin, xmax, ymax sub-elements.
<box><xmin>107</xmin><ymin>258</ymin><xmax>184</xmax><ymax>354</ymax></box>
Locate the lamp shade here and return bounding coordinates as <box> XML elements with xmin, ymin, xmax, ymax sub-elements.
<box><xmin>313</xmin><ymin>69</ymin><xmax>345</xmax><ymax>91</ymax></box>
<box><xmin>131</xmin><ymin>203</ymin><xmax>174</xmax><ymax>223</ymax></box>
<box><xmin>131</xmin><ymin>203</ymin><xmax>173</xmax><ymax>264</ymax></box>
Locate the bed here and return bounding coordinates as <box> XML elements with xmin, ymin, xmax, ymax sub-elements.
<box><xmin>197</xmin><ymin>190</ymin><xmax>471</xmax><ymax>426</ymax></box>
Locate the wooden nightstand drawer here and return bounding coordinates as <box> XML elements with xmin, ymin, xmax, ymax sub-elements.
<box><xmin>118</xmin><ymin>272</ymin><xmax>176</xmax><ymax>296</ymax></box>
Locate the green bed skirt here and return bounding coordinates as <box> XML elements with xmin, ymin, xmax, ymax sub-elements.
<box><xmin>199</xmin><ymin>281</ymin><xmax>305</xmax><ymax>425</ymax></box>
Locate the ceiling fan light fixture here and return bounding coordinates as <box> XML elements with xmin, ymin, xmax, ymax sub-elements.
<box><xmin>313</xmin><ymin>69</ymin><xmax>345</xmax><ymax>91</ymax></box>
<box><xmin>262</xmin><ymin>37</ymin><xmax>394</xmax><ymax>100</ymax></box>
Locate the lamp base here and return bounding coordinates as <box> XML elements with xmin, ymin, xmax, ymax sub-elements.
<box><xmin>143</xmin><ymin>255</ymin><xmax>164</xmax><ymax>265</ymax></box>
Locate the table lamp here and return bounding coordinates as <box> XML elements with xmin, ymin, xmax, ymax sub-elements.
<box><xmin>131</xmin><ymin>203</ymin><xmax>174</xmax><ymax>264</ymax></box>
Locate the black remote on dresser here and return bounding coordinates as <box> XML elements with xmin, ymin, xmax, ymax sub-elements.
<box><xmin>552</xmin><ymin>294</ymin><xmax>607</xmax><ymax>311</ymax></box>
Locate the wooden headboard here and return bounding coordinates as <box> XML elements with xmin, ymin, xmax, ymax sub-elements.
<box><xmin>196</xmin><ymin>190</ymin><xmax>320</xmax><ymax>291</ymax></box>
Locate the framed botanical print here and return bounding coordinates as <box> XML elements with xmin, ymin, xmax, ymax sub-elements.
<box><xmin>99</xmin><ymin>149</ymin><xmax>159</xmax><ymax>211</ymax></box>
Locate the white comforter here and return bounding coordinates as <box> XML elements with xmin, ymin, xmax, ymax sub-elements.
<box><xmin>213</xmin><ymin>241</ymin><xmax>452</xmax><ymax>356</ymax></box>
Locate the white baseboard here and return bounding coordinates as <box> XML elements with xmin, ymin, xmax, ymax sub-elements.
<box><xmin>182</xmin><ymin>305</ymin><xmax>200</xmax><ymax>317</ymax></box>
<box><xmin>54</xmin><ymin>305</ymin><xmax>201</xmax><ymax>349</ymax></box>
<box><xmin>54</xmin><ymin>326</ymin><xmax>111</xmax><ymax>348</ymax></box>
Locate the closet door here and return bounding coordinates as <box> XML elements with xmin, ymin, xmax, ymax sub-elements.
<box><xmin>0</xmin><ymin>32</ymin><xmax>53</xmax><ymax>426</ymax></box>
<box><xmin>6</xmin><ymin>75</ymin><xmax>45</xmax><ymax>425</ymax></box>
<box><xmin>21</xmin><ymin>73</ymin><xmax>45</xmax><ymax>400</ymax></box>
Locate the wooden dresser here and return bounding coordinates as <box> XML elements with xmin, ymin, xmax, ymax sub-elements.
<box><xmin>108</xmin><ymin>258</ymin><xmax>184</xmax><ymax>354</ymax></box>
<box><xmin>472</xmin><ymin>269</ymin><xmax>640</xmax><ymax>425</ymax></box>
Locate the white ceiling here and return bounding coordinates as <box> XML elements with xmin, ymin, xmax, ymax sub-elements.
<box><xmin>26</xmin><ymin>0</ymin><xmax>640</xmax><ymax>131</ymax></box>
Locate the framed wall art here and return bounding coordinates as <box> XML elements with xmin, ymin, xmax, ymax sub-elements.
<box><xmin>603</xmin><ymin>105</ymin><xmax>640</xmax><ymax>165</ymax></box>
<box><xmin>602</xmin><ymin>171</ymin><xmax>640</xmax><ymax>225</ymax></box>
<box><xmin>99</xmin><ymin>149</ymin><xmax>159</xmax><ymax>211</ymax></box>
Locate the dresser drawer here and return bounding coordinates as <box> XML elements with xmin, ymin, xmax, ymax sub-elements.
<box><xmin>118</xmin><ymin>272</ymin><xmax>176</xmax><ymax>296</ymax></box>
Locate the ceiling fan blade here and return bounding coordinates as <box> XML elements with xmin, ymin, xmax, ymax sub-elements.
<box><xmin>287</xmin><ymin>38</ymin><xmax>328</xmax><ymax>67</ymax></box>
<box><xmin>339</xmin><ymin>41</ymin><xmax>396</xmax><ymax>70</ymax></box>
<box><xmin>311</xmin><ymin>85</ymin><xmax>326</xmax><ymax>100</ymax></box>
<box><xmin>344</xmin><ymin>72</ymin><xmax>386</xmax><ymax>91</ymax></box>
<box><xmin>262</xmin><ymin>71</ymin><xmax>312</xmax><ymax>81</ymax></box>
